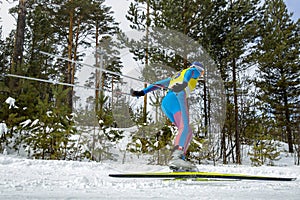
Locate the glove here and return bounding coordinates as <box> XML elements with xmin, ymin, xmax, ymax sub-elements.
<box><xmin>171</xmin><ymin>82</ymin><xmax>188</xmax><ymax>93</ymax></box>
<box><xmin>130</xmin><ymin>89</ymin><xmax>145</xmax><ymax>97</ymax></box>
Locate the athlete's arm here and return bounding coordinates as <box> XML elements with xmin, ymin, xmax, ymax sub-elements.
<box><xmin>143</xmin><ymin>78</ymin><xmax>171</xmax><ymax>94</ymax></box>
<box><xmin>130</xmin><ymin>77</ymin><xmax>172</xmax><ymax>97</ymax></box>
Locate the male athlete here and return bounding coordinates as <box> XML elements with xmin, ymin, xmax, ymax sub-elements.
<box><xmin>131</xmin><ymin>61</ymin><xmax>204</xmax><ymax>171</ymax></box>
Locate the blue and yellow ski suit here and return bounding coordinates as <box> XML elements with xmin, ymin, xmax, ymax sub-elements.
<box><xmin>142</xmin><ymin>66</ymin><xmax>204</xmax><ymax>154</ymax></box>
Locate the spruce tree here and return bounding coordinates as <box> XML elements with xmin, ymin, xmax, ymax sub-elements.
<box><xmin>253</xmin><ymin>0</ymin><xmax>300</xmax><ymax>153</ymax></box>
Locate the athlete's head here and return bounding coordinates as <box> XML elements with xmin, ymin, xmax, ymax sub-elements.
<box><xmin>190</xmin><ymin>61</ymin><xmax>204</xmax><ymax>77</ymax></box>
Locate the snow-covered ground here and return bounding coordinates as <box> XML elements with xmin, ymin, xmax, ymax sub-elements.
<box><xmin>0</xmin><ymin>155</ymin><xmax>299</xmax><ymax>200</ymax></box>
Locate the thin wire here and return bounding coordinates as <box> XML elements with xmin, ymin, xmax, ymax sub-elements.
<box><xmin>39</xmin><ymin>51</ymin><xmax>170</xmax><ymax>91</ymax></box>
<box><xmin>40</xmin><ymin>51</ymin><xmax>150</xmax><ymax>84</ymax></box>
<box><xmin>5</xmin><ymin>73</ymin><xmax>131</xmax><ymax>95</ymax></box>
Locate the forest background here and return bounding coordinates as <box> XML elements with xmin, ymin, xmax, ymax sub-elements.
<box><xmin>0</xmin><ymin>0</ymin><xmax>299</xmax><ymax>167</ymax></box>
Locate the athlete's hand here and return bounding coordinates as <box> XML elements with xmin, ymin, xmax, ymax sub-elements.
<box><xmin>171</xmin><ymin>82</ymin><xmax>188</xmax><ymax>93</ymax></box>
<box><xmin>130</xmin><ymin>89</ymin><xmax>145</xmax><ymax>97</ymax></box>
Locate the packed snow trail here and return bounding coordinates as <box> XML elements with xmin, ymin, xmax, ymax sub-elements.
<box><xmin>0</xmin><ymin>155</ymin><xmax>300</xmax><ymax>200</ymax></box>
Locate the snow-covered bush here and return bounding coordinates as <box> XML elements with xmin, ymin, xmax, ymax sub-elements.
<box><xmin>128</xmin><ymin>124</ymin><xmax>174</xmax><ymax>165</ymax></box>
<box><xmin>73</xmin><ymin>125</ymin><xmax>125</xmax><ymax>162</ymax></box>
<box><xmin>20</xmin><ymin>111</ymin><xmax>78</xmax><ymax>160</ymax></box>
<box><xmin>2</xmin><ymin>94</ymin><xmax>79</xmax><ymax>159</ymax></box>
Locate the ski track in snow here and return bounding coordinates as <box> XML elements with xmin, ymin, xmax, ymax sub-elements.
<box><xmin>0</xmin><ymin>155</ymin><xmax>300</xmax><ymax>200</ymax></box>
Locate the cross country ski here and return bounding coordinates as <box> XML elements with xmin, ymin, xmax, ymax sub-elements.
<box><xmin>109</xmin><ymin>171</ymin><xmax>296</xmax><ymax>181</ymax></box>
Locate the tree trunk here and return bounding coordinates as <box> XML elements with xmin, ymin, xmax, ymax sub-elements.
<box><xmin>95</xmin><ymin>21</ymin><xmax>100</xmax><ymax>114</ymax></box>
<box><xmin>12</xmin><ymin>0</ymin><xmax>27</xmax><ymax>72</ymax></box>
<box><xmin>10</xmin><ymin>0</ymin><xmax>27</xmax><ymax>93</ymax></box>
<box><xmin>67</xmin><ymin>0</ymin><xmax>74</xmax><ymax>111</ymax></box>
<box><xmin>143</xmin><ymin>0</ymin><xmax>150</xmax><ymax>124</ymax></box>
<box><xmin>284</xmin><ymin>91</ymin><xmax>294</xmax><ymax>153</ymax></box>
<box><xmin>73</xmin><ymin>16</ymin><xmax>81</xmax><ymax>87</ymax></box>
<box><xmin>203</xmin><ymin>80</ymin><xmax>208</xmax><ymax>137</ymax></box>
<box><xmin>221</xmin><ymin>128</ymin><xmax>227</xmax><ymax>164</ymax></box>
<box><xmin>232</xmin><ymin>58</ymin><xmax>241</xmax><ymax>164</ymax></box>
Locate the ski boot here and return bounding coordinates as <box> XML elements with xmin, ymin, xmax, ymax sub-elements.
<box><xmin>169</xmin><ymin>149</ymin><xmax>198</xmax><ymax>172</ymax></box>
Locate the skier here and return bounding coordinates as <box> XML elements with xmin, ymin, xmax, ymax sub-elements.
<box><xmin>130</xmin><ymin>61</ymin><xmax>205</xmax><ymax>171</ymax></box>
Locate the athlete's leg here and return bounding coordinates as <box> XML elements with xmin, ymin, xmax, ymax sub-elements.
<box><xmin>161</xmin><ymin>92</ymin><xmax>180</xmax><ymax>125</ymax></box>
<box><xmin>161</xmin><ymin>92</ymin><xmax>193</xmax><ymax>154</ymax></box>
<box><xmin>173</xmin><ymin>92</ymin><xmax>193</xmax><ymax>154</ymax></box>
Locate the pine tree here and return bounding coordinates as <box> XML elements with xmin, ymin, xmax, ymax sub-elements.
<box><xmin>253</xmin><ymin>0</ymin><xmax>300</xmax><ymax>153</ymax></box>
<box><xmin>126</xmin><ymin>0</ymin><xmax>152</xmax><ymax>123</ymax></box>
<box><xmin>94</xmin><ymin>37</ymin><xmax>123</xmax><ymax>121</ymax></box>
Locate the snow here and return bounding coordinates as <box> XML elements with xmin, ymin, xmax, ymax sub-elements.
<box><xmin>1</xmin><ymin>97</ymin><xmax>299</xmax><ymax>199</ymax></box>
<box><xmin>0</xmin><ymin>122</ymin><xmax>8</xmax><ymax>137</ymax></box>
<box><xmin>5</xmin><ymin>97</ymin><xmax>18</xmax><ymax>109</ymax></box>
<box><xmin>20</xmin><ymin>119</ymin><xmax>32</xmax><ymax>128</ymax></box>
<box><xmin>0</xmin><ymin>154</ymin><xmax>299</xmax><ymax>200</ymax></box>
